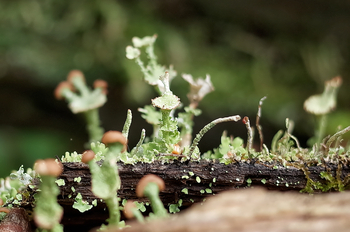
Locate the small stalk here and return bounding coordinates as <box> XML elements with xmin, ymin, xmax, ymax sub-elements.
<box><xmin>131</xmin><ymin>129</ymin><xmax>146</xmax><ymax>156</ymax></box>
<box><xmin>84</xmin><ymin>108</ymin><xmax>104</xmax><ymax>143</ymax></box>
<box><xmin>326</xmin><ymin>126</ymin><xmax>350</xmax><ymax>148</ymax></box>
<box><xmin>144</xmin><ymin>183</ymin><xmax>168</xmax><ymax>217</ymax></box>
<box><xmin>188</xmin><ymin>115</ymin><xmax>241</xmax><ymax>159</ymax></box>
<box><xmin>271</xmin><ymin>130</ymin><xmax>283</xmax><ymax>152</ymax></box>
<box><xmin>256</xmin><ymin>96</ymin><xmax>266</xmax><ymax>151</ymax></box>
<box><xmin>243</xmin><ymin>116</ymin><xmax>253</xmax><ymax>157</ymax></box>
<box><xmin>316</xmin><ymin>114</ymin><xmax>328</xmax><ymax>145</ymax></box>
<box><xmin>122</xmin><ymin>109</ymin><xmax>132</xmax><ymax>140</ymax></box>
<box><xmin>105</xmin><ymin>197</ymin><xmax>121</xmax><ymax>227</ymax></box>
<box><xmin>136</xmin><ymin>175</ymin><xmax>167</xmax><ymax>218</ymax></box>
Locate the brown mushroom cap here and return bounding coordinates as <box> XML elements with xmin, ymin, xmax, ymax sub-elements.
<box><xmin>136</xmin><ymin>174</ymin><xmax>165</xmax><ymax>197</ymax></box>
<box><xmin>67</xmin><ymin>70</ymin><xmax>85</xmax><ymax>84</ymax></box>
<box><xmin>54</xmin><ymin>81</ymin><xmax>74</xmax><ymax>100</ymax></box>
<box><xmin>81</xmin><ymin>150</ymin><xmax>96</xmax><ymax>164</ymax></box>
<box><xmin>101</xmin><ymin>131</ymin><xmax>127</xmax><ymax>151</ymax></box>
<box><xmin>123</xmin><ymin>200</ymin><xmax>137</xmax><ymax>219</ymax></box>
<box><xmin>94</xmin><ymin>79</ymin><xmax>108</xmax><ymax>94</ymax></box>
<box><xmin>0</xmin><ymin>207</ymin><xmax>10</xmax><ymax>214</ymax></box>
<box><xmin>34</xmin><ymin>159</ymin><xmax>63</xmax><ymax>177</ymax></box>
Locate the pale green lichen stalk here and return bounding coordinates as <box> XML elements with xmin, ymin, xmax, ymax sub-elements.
<box><xmin>189</xmin><ymin>115</ymin><xmax>241</xmax><ymax>160</ymax></box>
<box><xmin>33</xmin><ymin>159</ymin><xmax>64</xmax><ymax>232</ymax></box>
<box><xmin>304</xmin><ymin>76</ymin><xmax>342</xmax><ymax>145</ymax></box>
<box><xmin>82</xmin><ymin>131</ymin><xmax>127</xmax><ymax>229</ymax></box>
<box><xmin>136</xmin><ymin>174</ymin><xmax>168</xmax><ymax>218</ymax></box>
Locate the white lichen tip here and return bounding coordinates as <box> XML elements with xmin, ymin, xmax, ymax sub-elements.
<box><xmin>151</xmin><ymin>94</ymin><xmax>180</xmax><ymax>110</ymax></box>
<box><xmin>182</xmin><ymin>73</ymin><xmax>214</xmax><ymax>105</ymax></box>
<box><xmin>304</xmin><ymin>76</ymin><xmax>342</xmax><ymax>115</ymax></box>
<box><xmin>126</xmin><ymin>45</ymin><xmax>141</xmax><ymax>59</ymax></box>
<box><xmin>132</xmin><ymin>34</ymin><xmax>157</xmax><ymax>48</ymax></box>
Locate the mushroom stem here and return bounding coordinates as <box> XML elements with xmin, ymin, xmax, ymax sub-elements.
<box><xmin>144</xmin><ymin>182</ymin><xmax>168</xmax><ymax>218</ymax></box>
<box><xmin>315</xmin><ymin>114</ymin><xmax>327</xmax><ymax>145</ymax></box>
<box><xmin>132</xmin><ymin>208</ymin><xmax>145</xmax><ymax>223</ymax></box>
<box><xmin>84</xmin><ymin>108</ymin><xmax>104</xmax><ymax>143</ymax></box>
<box><xmin>105</xmin><ymin>197</ymin><xmax>121</xmax><ymax>227</ymax></box>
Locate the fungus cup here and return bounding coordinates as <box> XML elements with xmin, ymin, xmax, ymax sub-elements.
<box><xmin>33</xmin><ymin>159</ymin><xmax>63</xmax><ymax>232</ymax></box>
<box><xmin>136</xmin><ymin>174</ymin><xmax>168</xmax><ymax>218</ymax></box>
<box><xmin>123</xmin><ymin>200</ymin><xmax>145</xmax><ymax>223</ymax></box>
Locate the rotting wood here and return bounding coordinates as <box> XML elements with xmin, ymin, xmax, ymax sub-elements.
<box><xmin>22</xmin><ymin>160</ymin><xmax>350</xmax><ymax>231</ymax></box>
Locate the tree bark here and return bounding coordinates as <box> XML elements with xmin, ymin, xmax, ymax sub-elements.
<box><xmin>23</xmin><ymin>160</ymin><xmax>350</xmax><ymax>231</ymax></box>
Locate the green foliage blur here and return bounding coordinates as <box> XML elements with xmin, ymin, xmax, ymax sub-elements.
<box><xmin>1</xmin><ymin>0</ymin><xmax>350</xmax><ymax>177</ymax></box>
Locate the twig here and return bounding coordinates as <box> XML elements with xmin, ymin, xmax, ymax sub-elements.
<box><xmin>256</xmin><ymin>96</ymin><xmax>267</xmax><ymax>151</ymax></box>
<box><xmin>243</xmin><ymin>116</ymin><xmax>253</xmax><ymax>156</ymax></box>
<box><xmin>326</xmin><ymin>126</ymin><xmax>350</xmax><ymax>148</ymax></box>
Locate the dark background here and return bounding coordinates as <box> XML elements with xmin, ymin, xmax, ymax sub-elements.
<box><xmin>1</xmin><ymin>0</ymin><xmax>350</xmax><ymax>177</ymax></box>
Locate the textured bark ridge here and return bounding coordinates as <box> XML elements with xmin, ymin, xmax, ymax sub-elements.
<box><xmin>51</xmin><ymin>160</ymin><xmax>350</xmax><ymax>231</ymax></box>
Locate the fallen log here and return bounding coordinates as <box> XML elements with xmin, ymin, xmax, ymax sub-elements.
<box><xmin>44</xmin><ymin>159</ymin><xmax>350</xmax><ymax>231</ymax></box>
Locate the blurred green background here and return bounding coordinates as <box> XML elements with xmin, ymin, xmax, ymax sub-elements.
<box><xmin>1</xmin><ymin>0</ymin><xmax>350</xmax><ymax>177</ymax></box>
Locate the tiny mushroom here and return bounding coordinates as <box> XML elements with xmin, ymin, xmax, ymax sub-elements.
<box><xmin>67</xmin><ymin>70</ymin><xmax>86</xmax><ymax>84</ymax></box>
<box><xmin>34</xmin><ymin>159</ymin><xmax>63</xmax><ymax>177</ymax></box>
<box><xmin>54</xmin><ymin>81</ymin><xmax>74</xmax><ymax>100</ymax></box>
<box><xmin>101</xmin><ymin>131</ymin><xmax>128</xmax><ymax>153</ymax></box>
<box><xmin>81</xmin><ymin>150</ymin><xmax>96</xmax><ymax>164</ymax></box>
<box><xmin>123</xmin><ymin>200</ymin><xmax>144</xmax><ymax>223</ymax></box>
<box><xmin>0</xmin><ymin>207</ymin><xmax>10</xmax><ymax>214</ymax></box>
<box><xmin>136</xmin><ymin>174</ymin><xmax>167</xmax><ymax>218</ymax></box>
<box><xmin>93</xmin><ymin>79</ymin><xmax>108</xmax><ymax>95</ymax></box>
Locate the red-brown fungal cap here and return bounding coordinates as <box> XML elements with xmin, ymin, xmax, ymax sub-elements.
<box><xmin>54</xmin><ymin>81</ymin><xmax>74</xmax><ymax>100</ymax></box>
<box><xmin>67</xmin><ymin>70</ymin><xmax>85</xmax><ymax>84</ymax></box>
<box><xmin>0</xmin><ymin>207</ymin><xmax>10</xmax><ymax>214</ymax></box>
<box><xmin>81</xmin><ymin>150</ymin><xmax>96</xmax><ymax>164</ymax></box>
<box><xmin>93</xmin><ymin>79</ymin><xmax>108</xmax><ymax>94</ymax></box>
<box><xmin>101</xmin><ymin>131</ymin><xmax>127</xmax><ymax>151</ymax></box>
<box><xmin>34</xmin><ymin>159</ymin><xmax>63</xmax><ymax>177</ymax></box>
<box><xmin>123</xmin><ymin>200</ymin><xmax>137</xmax><ymax>219</ymax></box>
<box><xmin>136</xmin><ymin>174</ymin><xmax>165</xmax><ymax>197</ymax></box>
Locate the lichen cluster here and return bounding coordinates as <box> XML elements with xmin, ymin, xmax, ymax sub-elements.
<box><xmin>0</xmin><ymin>35</ymin><xmax>349</xmax><ymax>231</ymax></box>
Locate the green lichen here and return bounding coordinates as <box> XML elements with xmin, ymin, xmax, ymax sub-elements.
<box><xmin>73</xmin><ymin>193</ymin><xmax>93</xmax><ymax>213</ymax></box>
<box><xmin>246</xmin><ymin>178</ymin><xmax>252</xmax><ymax>187</ymax></box>
<box><xmin>55</xmin><ymin>179</ymin><xmax>65</xmax><ymax>186</ymax></box>
<box><xmin>169</xmin><ymin>199</ymin><xmax>182</xmax><ymax>214</ymax></box>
